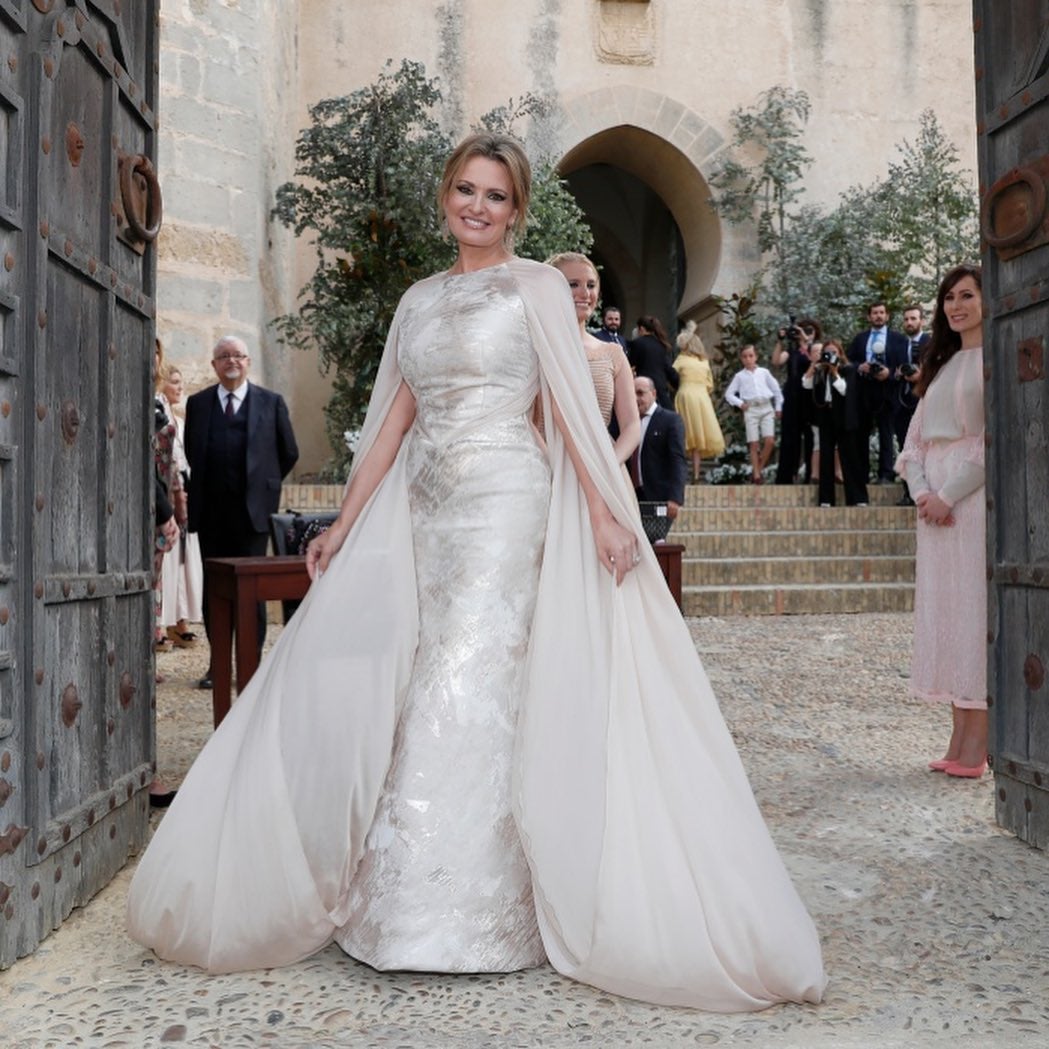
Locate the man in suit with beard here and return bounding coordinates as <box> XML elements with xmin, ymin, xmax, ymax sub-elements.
<box><xmin>592</xmin><ymin>305</ymin><xmax>627</xmax><ymax>349</ymax></box>
<box><xmin>631</xmin><ymin>375</ymin><xmax>688</xmax><ymax>527</ymax></box>
<box><xmin>888</xmin><ymin>303</ymin><xmax>931</xmax><ymax>505</ymax></box>
<box><xmin>847</xmin><ymin>301</ymin><xmax>909</xmax><ymax>485</ymax></box>
<box><xmin>185</xmin><ymin>335</ymin><xmax>299</xmax><ymax>689</ymax></box>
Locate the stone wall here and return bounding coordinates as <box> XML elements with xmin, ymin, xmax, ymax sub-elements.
<box><xmin>156</xmin><ymin>0</ymin><xmax>297</xmax><ymax>397</ymax></box>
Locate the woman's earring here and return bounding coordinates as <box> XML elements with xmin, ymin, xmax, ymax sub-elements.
<box><xmin>503</xmin><ymin>218</ymin><xmax>517</xmax><ymax>252</ymax></box>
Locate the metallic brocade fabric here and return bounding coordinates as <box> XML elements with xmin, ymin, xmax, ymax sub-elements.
<box><xmin>335</xmin><ymin>266</ymin><xmax>551</xmax><ymax>972</ymax></box>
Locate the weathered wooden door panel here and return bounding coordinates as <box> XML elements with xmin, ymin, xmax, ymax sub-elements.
<box><xmin>0</xmin><ymin>0</ymin><xmax>158</xmax><ymax>965</ymax></box>
<box><xmin>0</xmin><ymin>0</ymin><xmax>30</xmax><ymax>946</ymax></box>
<box><xmin>975</xmin><ymin>0</ymin><xmax>1049</xmax><ymax>848</ymax></box>
<box><xmin>42</xmin><ymin>263</ymin><xmax>103</xmax><ymax>573</ymax></box>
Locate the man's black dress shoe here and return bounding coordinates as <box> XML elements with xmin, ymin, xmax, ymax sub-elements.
<box><xmin>149</xmin><ymin>790</ymin><xmax>177</xmax><ymax>808</ymax></box>
<box><xmin>197</xmin><ymin>676</ymin><xmax>213</xmax><ymax>690</ymax></box>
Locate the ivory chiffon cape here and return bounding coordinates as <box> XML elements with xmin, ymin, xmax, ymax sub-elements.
<box><xmin>128</xmin><ymin>258</ymin><xmax>826</xmax><ymax>1012</ymax></box>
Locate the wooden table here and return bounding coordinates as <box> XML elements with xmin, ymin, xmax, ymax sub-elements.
<box><xmin>653</xmin><ymin>543</ymin><xmax>684</xmax><ymax>609</ymax></box>
<box><xmin>206</xmin><ymin>543</ymin><xmax>685</xmax><ymax>727</ymax></box>
<box><xmin>205</xmin><ymin>555</ymin><xmax>310</xmax><ymax>727</ymax></box>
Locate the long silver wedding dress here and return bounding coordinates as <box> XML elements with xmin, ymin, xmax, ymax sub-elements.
<box><xmin>128</xmin><ymin>259</ymin><xmax>826</xmax><ymax>1011</ymax></box>
<box><xmin>336</xmin><ymin>266</ymin><xmax>550</xmax><ymax>970</ymax></box>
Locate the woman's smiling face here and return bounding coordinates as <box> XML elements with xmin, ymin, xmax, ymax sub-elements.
<box><xmin>555</xmin><ymin>260</ymin><xmax>600</xmax><ymax>324</ymax></box>
<box><xmin>442</xmin><ymin>156</ymin><xmax>517</xmax><ymax>253</ymax></box>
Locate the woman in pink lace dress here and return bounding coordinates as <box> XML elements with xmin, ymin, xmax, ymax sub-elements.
<box><xmin>895</xmin><ymin>264</ymin><xmax>987</xmax><ymax>778</ymax></box>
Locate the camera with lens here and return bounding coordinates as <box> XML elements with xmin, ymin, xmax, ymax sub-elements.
<box><xmin>899</xmin><ymin>362</ymin><xmax>919</xmax><ymax>379</ymax></box>
<box><xmin>819</xmin><ymin>348</ymin><xmax>839</xmax><ymax>366</ymax></box>
<box><xmin>868</xmin><ymin>352</ymin><xmax>888</xmax><ymax>376</ymax></box>
<box><xmin>777</xmin><ymin>314</ymin><xmax>802</xmax><ymax>345</ymax></box>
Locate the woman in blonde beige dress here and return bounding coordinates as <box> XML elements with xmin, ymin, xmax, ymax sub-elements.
<box><xmin>546</xmin><ymin>252</ymin><xmax>640</xmax><ymax>462</ymax></box>
<box><xmin>672</xmin><ymin>321</ymin><xmax>725</xmax><ymax>481</ymax></box>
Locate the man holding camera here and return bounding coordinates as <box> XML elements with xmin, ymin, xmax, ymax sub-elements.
<box><xmin>772</xmin><ymin>317</ymin><xmax>820</xmax><ymax>484</ymax></box>
<box><xmin>847</xmin><ymin>302</ymin><xmax>909</xmax><ymax>485</ymax></box>
<box><xmin>887</xmin><ymin>304</ymin><xmax>930</xmax><ymax>505</ymax></box>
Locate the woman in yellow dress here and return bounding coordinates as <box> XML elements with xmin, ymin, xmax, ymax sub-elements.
<box><xmin>672</xmin><ymin>321</ymin><xmax>725</xmax><ymax>481</ymax></box>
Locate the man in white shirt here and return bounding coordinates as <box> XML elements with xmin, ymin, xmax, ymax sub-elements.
<box><xmin>724</xmin><ymin>345</ymin><xmax>783</xmax><ymax>485</ymax></box>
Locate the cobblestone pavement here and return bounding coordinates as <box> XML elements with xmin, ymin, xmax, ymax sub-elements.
<box><xmin>2</xmin><ymin>613</ymin><xmax>1047</xmax><ymax>1049</ymax></box>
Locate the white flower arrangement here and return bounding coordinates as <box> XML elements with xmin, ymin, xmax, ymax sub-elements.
<box><xmin>343</xmin><ymin>429</ymin><xmax>361</xmax><ymax>453</ymax></box>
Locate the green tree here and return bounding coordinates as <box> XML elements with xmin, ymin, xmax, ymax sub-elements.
<box><xmin>272</xmin><ymin>60</ymin><xmax>453</xmax><ymax>474</ymax></box>
<box><xmin>272</xmin><ymin>63</ymin><xmax>592</xmax><ymax>475</ymax></box>
<box><xmin>766</xmin><ymin>110</ymin><xmax>977</xmax><ymax>336</ymax></box>
<box><xmin>868</xmin><ymin>109</ymin><xmax>979</xmax><ymax>305</ymax></box>
<box><xmin>708</xmin><ymin>86</ymin><xmax>813</xmax><ymax>309</ymax></box>
<box><xmin>711</xmin><ymin>89</ymin><xmax>977</xmax><ymax>342</ymax></box>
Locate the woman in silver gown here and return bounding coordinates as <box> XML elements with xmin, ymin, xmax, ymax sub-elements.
<box><xmin>128</xmin><ymin>133</ymin><xmax>826</xmax><ymax>1011</ymax></box>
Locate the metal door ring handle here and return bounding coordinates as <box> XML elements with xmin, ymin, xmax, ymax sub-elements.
<box><xmin>118</xmin><ymin>153</ymin><xmax>163</xmax><ymax>242</ymax></box>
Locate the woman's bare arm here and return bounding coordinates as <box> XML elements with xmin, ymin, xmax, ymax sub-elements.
<box><xmin>610</xmin><ymin>352</ymin><xmax>641</xmax><ymax>465</ymax></box>
<box><xmin>306</xmin><ymin>381</ymin><xmax>417</xmax><ymax>579</ymax></box>
<box><xmin>551</xmin><ymin>398</ymin><xmax>640</xmax><ymax>585</ymax></box>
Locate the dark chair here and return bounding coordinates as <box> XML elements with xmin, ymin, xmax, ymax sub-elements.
<box><xmin>638</xmin><ymin>501</ymin><xmax>672</xmax><ymax>543</ymax></box>
<box><xmin>268</xmin><ymin>510</ymin><xmax>339</xmax><ymax>621</ymax></box>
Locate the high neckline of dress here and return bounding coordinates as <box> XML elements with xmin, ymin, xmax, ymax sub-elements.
<box><xmin>444</xmin><ymin>260</ymin><xmax>511</xmax><ymax>279</ymax></box>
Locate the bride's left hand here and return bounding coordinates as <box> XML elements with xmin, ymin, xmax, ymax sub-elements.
<box><xmin>591</xmin><ymin>510</ymin><xmax>642</xmax><ymax>585</ymax></box>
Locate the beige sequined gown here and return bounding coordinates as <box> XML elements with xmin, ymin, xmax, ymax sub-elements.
<box><xmin>586</xmin><ymin>343</ymin><xmax>620</xmax><ymax>426</ymax></box>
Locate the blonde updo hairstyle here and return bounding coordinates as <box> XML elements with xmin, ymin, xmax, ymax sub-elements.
<box><xmin>437</xmin><ymin>133</ymin><xmax>532</xmax><ymax>245</ymax></box>
<box><xmin>546</xmin><ymin>251</ymin><xmax>600</xmax><ymax>287</ymax></box>
<box><xmin>676</xmin><ymin>320</ymin><xmax>707</xmax><ymax>360</ymax></box>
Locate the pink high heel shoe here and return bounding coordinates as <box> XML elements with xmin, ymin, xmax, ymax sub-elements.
<box><xmin>928</xmin><ymin>759</ymin><xmax>953</xmax><ymax>772</ymax></box>
<box><xmin>944</xmin><ymin>761</ymin><xmax>988</xmax><ymax>779</ymax></box>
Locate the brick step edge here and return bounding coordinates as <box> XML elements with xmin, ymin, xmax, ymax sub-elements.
<box><xmin>683</xmin><ymin>582</ymin><xmax>915</xmax><ymax>617</ymax></box>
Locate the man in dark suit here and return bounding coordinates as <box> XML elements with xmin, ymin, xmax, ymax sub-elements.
<box><xmin>632</xmin><ymin>376</ymin><xmax>688</xmax><ymax>525</ymax></box>
<box><xmin>592</xmin><ymin>306</ymin><xmax>627</xmax><ymax>349</ymax></box>
<box><xmin>847</xmin><ymin>301</ymin><xmax>909</xmax><ymax>484</ymax></box>
<box><xmin>185</xmin><ymin>335</ymin><xmax>299</xmax><ymax>688</ymax></box>
<box><xmin>887</xmin><ymin>303</ymin><xmax>930</xmax><ymax>505</ymax></box>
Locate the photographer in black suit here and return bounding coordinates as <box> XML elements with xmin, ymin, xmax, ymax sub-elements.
<box><xmin>847</xmin><ymin>301</ymin><xmax>909</xmax><ymax>484</ymax></box>
<box><xmin>772</xmin><ymin>316</ymin><xmax>821</xmax><ymax>483</ymax></box>
<box><xmin>184</xmin><ymin>336</ymin><xmax>299</xmax><ymax>688</ymax></box>
<box><xmin>632</xmin><ymin>376</ymin><xmax>688</xmax><ymax>526</ymax></box>
<box><xmin>802</xmin><ymin>340</ymin><xmax>868</xmax><ymax>507</ymax></box>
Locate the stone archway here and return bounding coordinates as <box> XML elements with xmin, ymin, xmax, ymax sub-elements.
<box><xmin>553</xmin><ymin>88</ymin><xmax>726</xmax><ymax>334</ymax></box>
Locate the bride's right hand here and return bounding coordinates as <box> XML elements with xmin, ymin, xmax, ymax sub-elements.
<box><xmin>305</xmin><ymin>522</ymin><xmax>349</xmax><ymax>581</ymax></box>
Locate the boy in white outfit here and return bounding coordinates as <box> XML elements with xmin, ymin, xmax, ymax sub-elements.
<box><xmin>724</xmin><ymin>344</ymin><xmax>783</xmax><ymax>484</ymax></box>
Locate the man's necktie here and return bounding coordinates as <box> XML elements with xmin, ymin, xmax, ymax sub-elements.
<box><xmin>224</xmin><ymin>394</ymin><xmax>235</xmax><ymax>419</ymax></box>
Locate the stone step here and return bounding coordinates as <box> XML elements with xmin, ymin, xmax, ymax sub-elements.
<box><xmin>684</xmin><ymin>555</ymin><xmax>915</xmax><ymax>587</ymax></box>
<box><xmin>674</xmin><ymin>529</ymin><xmax>914</xmax><ymax>559</ymax></box>
<box><xmin>673</xmin><ymin>505</ymin><xmax>912</xmax><ymax>532</ymax></box>
<box><xmin>683</xmin><ymin>483</ymin><xmax>906</xmax><ymax>508</ymax></box>
<box><xmin>683</xmin><ymin>581</ymin><xmax>915</xmax><ymax>616</ymax></box>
